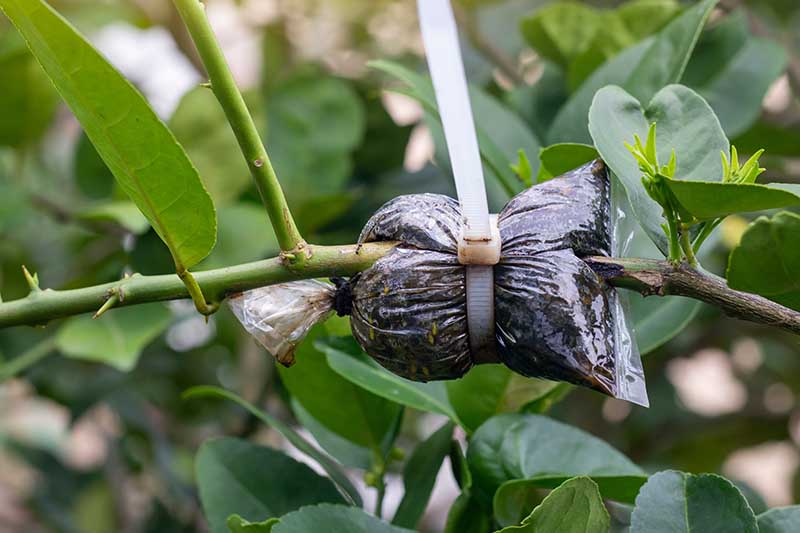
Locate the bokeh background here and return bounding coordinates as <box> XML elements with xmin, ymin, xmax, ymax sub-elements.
<box><xmin>1</xmin><ymin>0</ymin><xmax>800</xmax><ymax>531</ymax></box>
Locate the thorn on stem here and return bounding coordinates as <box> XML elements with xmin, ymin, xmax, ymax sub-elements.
<box><xmin>200</xmin><ymin>81</ymin><xmax>212</xmax><ymax>89</ymax></box>
<box><xmin>253</xmin><ymin>158</ymin><xmax>264</xmax><ymax>168</ymax></box>
<box><xmin>21</xmin><ymin>265</ymin><xmax>40</xmax><ymax>292</ymax></box>
<box><xmin>93</xmin><ymin>292</ymin><xmax>119</xmax><ymax>319</ymax></box>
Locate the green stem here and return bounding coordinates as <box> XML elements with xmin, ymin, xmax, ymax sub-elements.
<box><xmin>375</xmin><ymin>479</ymin><xmax>386</xmax><ymax>519</ymax></box>
<box><xmin>0</xmin><ymin>243</ymin><xmax>395</xmax><ymax>329</ymax></box>
<box><xmin>171</xmin><ymin>0</ymin><xmax>304</xmax><ymax>252</ymax></box>
<box><xmin>692</xmin><ymin>218</ymin><xmax>723</xmax><ymax>254</ymax></box>
<box><xmin>665</xmin><ymin>212</ymin><xmax>681</xmax><ymax>263</ymax></box>
<box><xmin>0</xmin><ymin>337</ymin><xmax>57</xmax><ymax>382</ymax></box>
<box><xmin>679</xmin><ymin>224</ymin><xmax>698</xmax><ymax>267</ymax></box>
<box><xmin>178</xmin><ymin>270</ymin><xmax>220</xmax><ymax>315</ymax></box>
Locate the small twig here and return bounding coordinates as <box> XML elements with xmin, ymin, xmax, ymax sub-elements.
<box><xmin>452</xmin><ymin>4</ymin><xmax>525</xmax><ymax>86</ymax></box>
<box><xmin>586</xmin><ymin>256</ymin><xmax>800</xmax><ymax>336</ymax></box>
<box><xmin>0</xmin><ymin>337</ymin><xmax>57</xmax><ymax>382</ymax></box>
<box><xmin>171</xmin><ymin>0</ymin><xmax>304</xmax><ymax>253</ymax></box>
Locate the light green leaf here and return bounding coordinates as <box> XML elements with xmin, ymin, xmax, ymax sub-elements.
<box><xmin>446</xmin><ymin>364</ymin><xmax>559</xmax><ymax>433</ymax></box>
<box><xmin>589</xmin><ymin>84</ymin><xmax>728</xmax><ymax>254</ymax></box>
<box><xmin>78</xmin><ymin>201</ymin><xmax>150</xmax><ymax>235</ymax></box>
<box><xmin>549</xmin><ymin>0</ymin><xmax>716</xmax><ymax>144</ymax></box>
<box><xmin>184</xmin><ymin>386</ymin><xmax>361</xmax><ymax>506</ymax></box>
<box><xmin>317</xmin><ymin>336</ymin><xmax>462</xmax><ymax>426</ymax></box>
<box><xmin>0</xmin><ymin>33</ymin><xmax>59</xmax><ymax>147</ymax></box>
<box><xmin>663</xmin><ymin>180</ymin><xmax>800</xmax><ymax>220</ymax></box>
<box><xmin>727</xmin><ymin>211</ymin><xmax>800</xmax><ymax>311</ymax></box>
<box><xmin>536</xmin><ymin>143</ymin><xmax>598</xmax><ymax>182</ymax></box>
<box><xmin>0</xmin><ymin>0</ymin><xmax>217</xmax><ymax>269</ymax></box>
<box><xmin>519</xmin><ymin>2</ymin><xmax>600</xmax><ymax>67</ymax></box>
<box><xmin>392</xmin><ymin>422</ymin><xmax>454</xmax><ymax>529</ymax></box>
<box><xmin>631</xmin><ymin>295</ymin><xmax>700</xmax><ymax>354</ymax></box>
<box><xmin>227</xmin><ymin>515</ymin><xmax>279</xmax><ymax>533</ymax></box>
<box><xmin>272</xmin><ymin>504</ymin><xmax>413</xmax><ymax>533</ymax></box>
<box><xmin>56</xmin><ymin>303</ymin><xmax>172</xmax><ymax>371</ymax></box>
<box><xmin>278</xmin><ymin>326</ymin><xmax>402</xmax><ymax>452</ymax></box>
<box><xmin>171</xmin><ymin>86</ymin><xmax>255</xmax><ymax>205</ymax></box>
<box><xmin>195</xmin><ymin>438</ymin><xmax>345</xmax><ymax>533</ymax></box>
<box><xmin>495</xmin><ymin>477</ymin><xmax>610</xmax><ymax>533</ymax></box>
<box><xmin>758</xmin><ymin>506</ymin><xmax>800</xmax><ymax>533</ymax></box>
<box><xmin>630</xmin><ymin>471</ymin><xmax>757</xmax><ymax>532</ymax></box>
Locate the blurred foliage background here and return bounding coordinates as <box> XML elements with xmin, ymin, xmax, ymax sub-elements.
<box><xmin>1</xmin><ymin>0</ymin><xmax>799</xmax><ymax>531</ymax></box>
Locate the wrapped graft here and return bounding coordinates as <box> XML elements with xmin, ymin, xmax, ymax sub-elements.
<box><xmin>230</xmin><ymin>161</ymin><xmax>648</xmax><ymax>405</ymax></box>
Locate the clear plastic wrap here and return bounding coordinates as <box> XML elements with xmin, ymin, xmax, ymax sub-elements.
<box><xmin>228</xmin><ymin>280</ymin><xmax>335</xmax><ymax>366</ymax></box>
<box><xmin>229</xmin><ymin>161</ymin><xmax>649</xmax><ymax>406</ymax></box>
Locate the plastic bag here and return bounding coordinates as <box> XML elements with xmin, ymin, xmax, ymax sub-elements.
<box><xmin>229</xmin><ymin>161</ymin><xmax>649</xmax><ymax>406</ymax></box>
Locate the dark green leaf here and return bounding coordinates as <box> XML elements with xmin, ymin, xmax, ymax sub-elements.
<box><xmin>0</xmin><ymin>34</ymin><xmax>58</xmax><ymax>147</ymax></box>
<box><xmin>272</xmin><ymin>504</ymin><xmax>413</xmax><ymax>533</ymax></box>
<box><xmin>445</xmin><ymin>492</ymin><xmax>492</xmax><ymax>533</ymax></box>
<box><xmin>0</xmin><ymin>0</ymin><xmax>217</xmax><ymax>269</ymax></box>
<box><xmin>663</xmin><ymin>180</ymin><xmax>800</xmax><ymax>220</ymax></box>
<box><xmin>171</xmin><ymin>86</ymin><xmax>255</xmax><ymax>205</ymax></box>
<box><xmin>197</xmin><ymin>203</ymin><xmax>278</xmax><ymax>270</ymax></box>
<box><xmin>278</xmin><ymin>325</ymin><xmax>402</xmax><ymax>452</ymax></box>
<box><xmin>496</xmin><ymin>477</ymin><xmax>610</xmax><ymax>533</ymax></box>
<box><xmin>506</xmin><ymin>62</ymin><xmax>567</xmax><ymax>142</ymax></box>
<box><xmin>684</xmin><ymin>11</ymin><xmax>787</xmax><ymax>137</ymax></box>
<box><xmin>227</xmin><ymin>515</ymin><xmax>279</xmax><ymax>533</ymax></box>
<box><xmin>537</xmin><ymin>143</ymin><xmax>598</xmax><ymax>182</ymax></box>
<box><xmin>371</xmin><ymin>60</ymin><xmax>540</xmax><ymax>198</ymax></box>
<box><xmin>183</xmin><ymin>386</ymin><xmax>362</xmax><ymax>507</ymax></box>
<box><xmin>195</xmin><ymin>438</ymin><xmax>345</xmax><ymax>533</ymax></box>
<box><xmin>589</xmin><ymin>84</ymin><xmax>728</xmax><ymax>253</ymax></box>
<box><xmin>77</xmin><ymin>201</ymin><xmax>150</xmax><ymax>235</ymax></box>
<box><xmin>72</xmin><ymin>131</ymin><xmax>114</xmax><ymax>199</ymax></box>
<box><xmin>446</xmin><ymin>364</ymin><xmax>559</xmax><ymax>433</ymax></box>
<box><xmin>758</xmin><ymin>506</ymin><xmax>800</xmax><ymax>533</ymax></box>
<box><xmin>393</xmin><ymin>422</ymin><xmax>454</xmax><ymax>529</ymax></box>
<box><xmin>317</xmin><ymin>335</ymin><xmax>462</xmax><ymax>425</ymax></box>
<box><xmin>630</xmin><ymin>471</ymin><xmax>757</xmax><ymax>533</ymax></box>
<box><xmin>56</xmin><ymin>303</ymin><xmax>172</xmax><ymax>371</ymax></box>
<box><xmin>727</xmin><ymin>211</ymin><xmax>800</xmax><ymax>311</ymax></box>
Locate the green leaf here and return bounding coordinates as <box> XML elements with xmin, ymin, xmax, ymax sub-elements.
<box><xmin>278</xmin><ymin>326</ymin><xmax>402</xmax><ymax>452</ymax></box>
<box><xmin>0</xmin><ymin>33</ymin><xmax>59</xmax><ymax>147</ymax></box>
<box><xmin>519</xmin><ymin>2</ymin><xmax>600</xmax><ymax>67</ymax></box>
<box><xmin>495</xmin><ymin>477</ymin><xmax>610</xmax><ymax>533</ymax></box>
<box><xmin>72</xmin><ymin>131</ymin><xmax>115</xmax><ymax>199</ymax></box>
<box><xmin>537</xmin><ymin>143</ymin><xmax>598</xmax><ymax>182</ymax></box>
<box><xmin>549</xmin><ymin>0</ymin><xmax>716</xmax><ymax>144</ymax></box>
<box><xmin>317</xmin><ymin>335</ymin><xmax>463</xmax><ymax>426</ymax></box>
<box><xmin>625</xmin><ymin>0</ymin><xmax>717</xmax><ymax>103</ymax></box>
<box><xmin>631</xmin><ymin>295</ymin><xmax>700</xmax><ymax>354</ymax></box>
<box><xmin>758</xmin><ymin>506</ymin><xmax>800</xmax><ymax>533</ymax></box>
<box><xmin>197</xmin><ymin>203</ymin><xmax>278</xmax><ymax>270</ymax></box>
<box><xmin>468</xmin><ymin>414</ymin><xmax>643</xmax><ymax>518</ymax></box>
<box><xmin>171</xmin><ymin>86</ymin><xmax>255</xmax><ymax>205</ymax></box>
<box><xmin>266</xmin><ymin>74</ymin><xmax>365</xmax><ymax>202</ymax></box>
<box><xmin>446</xmin><ymin>364</ymin><xmax>559</xmax><ymax>433</ymax></box>
<box><xmin>444</xmin><ymin>441</ymin><xmax>492</xmax><ymax>533</ymax></box>
<box><xmin>195</xmin><ymin>438</ymin><xmax>345</xmax><ymax>533</ymax></box>
<box><xmin>630</xmin><ymin>471</ymin><xmax>757</xmax><ymax>532</ymax></box>
<box><xmin>662</xmin><ymin>180</ymin><xmax>800</xmax><ymax>220</ymax></box>
<box><xmin>227</xmin><ymin>515</ymin><xmax>279</xmax><ymax>533</ymax></box>
<box><xmin>371</xmin><ymin>60</ymin><xmax>540</xmax><ymax>199</ymax></box>
<box><xmin>271</xmin><ymin>504</ymin><xmax>413</xmax><ymax>533</ymax></box>
<box><xmin>684</xmin><ymin>11</ymin><xmax>788</xmax><ymax>137</ymax></box>
<box><xmin>0</xmin><ymin>0</ymin><xmax>217</xmax><ymax>269</ymax></box>
<box><xmin>727</xmin><ymin>211</ymin><xmax>800</xmax><ymax>311</ymax></box>
<box><xmin>55</xmin><ymin>303</ymin><xmax>172</xmax><ymax>371</ymax></box>
<box><xmin>589</xmin><ymin>84</ymin><xmax>728</xmax><ymax>253</ymax></box>
<box><xmin>290</xmin><ymin>398</ymin><xmax>372</xmax><ymax>470</ymax></box>
<box><xmin>392</xmin><ymin>422</ymin><xmax>454</xmax><ymax>529</ymax></box>
<box><xmin>77</xmin><ymin>201</ymin><xmax>150</xmax><ymax>235</ymax></box>
<box><xmin>183</xmin><ymin>386</ymin><xmax>362</xmax><ymax>507</ymax></box>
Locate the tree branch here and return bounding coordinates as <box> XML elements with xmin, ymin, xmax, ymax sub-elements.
<box><xmin>585</xmin><ymin>256</ymin><xmax>800</xmax><ymax>336</ymax></box>
<box><xmin>171</xmin><ymin>0</ymin><xmax>304</xmax><ymax>252</ymax></box>
<box><xmin>0</xmin><ymin>243</ymin><xmax>395</xmax><ymax>329</ymax></box>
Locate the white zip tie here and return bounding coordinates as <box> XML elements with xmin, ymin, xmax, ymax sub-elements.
<box><xmin>417</xmin><ymin>0</ymin><xmax>500</xmax><ymax>362</ymax></box>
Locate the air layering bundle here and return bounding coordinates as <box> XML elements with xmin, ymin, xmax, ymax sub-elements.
<box><xmin>229</xmin><ymin>161</ymin><xmax>648</xmax><ymax>406</ymax></box>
